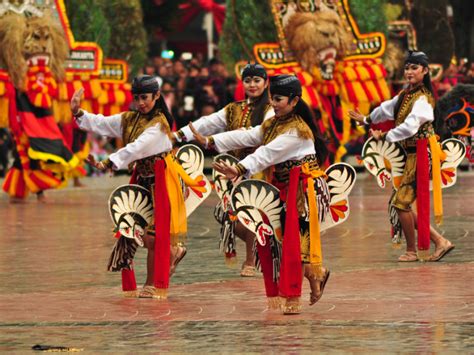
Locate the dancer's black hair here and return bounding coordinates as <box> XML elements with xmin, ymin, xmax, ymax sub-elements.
<box><xmin>242</xmin><ymin>63</ymin><xmax>270</xmax><ymax>126</ymax></box>
<box><xmin>405</xmin><ymin>51</ymin><xmax>434</xmax><ymax>96</ymax></box>
<box><xmin>270</xmin><ymin>74</ymin><xmax>328</xmax><ymax>165</ymax></box>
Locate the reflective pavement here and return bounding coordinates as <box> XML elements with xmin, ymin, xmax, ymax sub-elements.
<box><xmin>0</xmin><ymin>173</ymin><xmax>473</xmax><ymax>352</ymax></box>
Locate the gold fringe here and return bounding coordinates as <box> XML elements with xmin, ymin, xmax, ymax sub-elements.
<box><xmin>282</xmin><ymin>297</ymin><xmax>302</xmax><ymax>315</ymax></box>
<box><xmin>170</xmin><ymin>233</ymin><xmax>187</xmax><ymax>247</ymax></box>
<box><xmin>391</xmin><ymin>242</ymin><xmax>402</xmax><ymax>250</ymax></box>
<box><xmin>417</xmin><ymin>249</ymin><xmax>430</xmax><ymax>262</ymax></box>
<box><xmin>262</xmin><ymin>114</ymin><xmax>314</xmax><ymax>145</ymax></box>
<box><xmin>267</xmin><ymin>297</ymin><xmax>282</xmax><ymax>310</ymax></box>
<box><xmin>122</xmin><ymin>290</ymin><xmax>138</xmax><ymax>298</ymax></box>
<box><xmin>152</xmin><ymin>288</ymin><xmax>168</xmax><ymax>299</ymax></box>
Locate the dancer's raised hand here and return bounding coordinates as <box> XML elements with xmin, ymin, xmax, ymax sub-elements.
<box><xmin>212</xmin><ymin>160</ymin><xmax>239</xmax><ymax>180</ymax></box>
<box><xmin>86</xmin><ymin>154</ymin><xmax>111</xmax><ymax>171</ymax></box>
<box><xmin>189</xmin><ymin>122</ymin><xmax>208</xmax><ymax>147</ymax></box>
<box><xmin>71</xmin><ymin>87</ymin><xmax>84</xmax><ymax>115</ymax></box>
<box><xmin>369</xmin><ymin>129</ymin><xmax>383</xmax><ymax>141</ymax></box>
<box><xmin>348</xmin><ymin>108</ymin><xmax>365</xmax><ymax>124</ymax></box>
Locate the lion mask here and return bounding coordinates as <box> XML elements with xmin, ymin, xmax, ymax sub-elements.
<box><xmin>0</xmin><ymin>13</ymin><xmax>69</xmax><ymax>90</ymax></box>
<box><xmin>285</xmin><ymin>10</ymin><xmax>350</xmax><ymax>80</ymax></box>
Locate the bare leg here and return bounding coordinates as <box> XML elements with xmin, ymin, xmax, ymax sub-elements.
<box><xmin>36</xmin><ymin>190</ymin><xmax>47</xmax><ymax>203</ymax></box>
<box><xmin>143</xmin><ymin>235</ymin><xmax>155</xmax><ymax>286</ymax></box>
<box><xmin>410</xmin><ymin>211</ymin><xmax>450</xmax><ymax>248</ymax></box>
<box><xmin>304</xmin><ymin>265</ymin><xmax>329</xmax><ymax>305</ymax></box>
<box><xmin>234</xmin><ymin>222</ymin><xmax>256</xmax><ymax>267</ymax></box>
<box><xmin>397</xmin><ymin>209</ymin><xmax>417</xmax><ymax>253</ymax></box>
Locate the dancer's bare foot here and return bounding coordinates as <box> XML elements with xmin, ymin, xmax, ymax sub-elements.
<box><xmin>306</xmin><ymin>267</ymin><xmax>330</xmax><ymax>305</ymax></box>
<box><xmin>429</xmin><ymin>240</ymin><xmax>455</xmax><ymax>262</ymax></box>
<box><xmin>36</xmin><ymin>191</ymin><xmax>47</xmax><ymax>203</ymax></box>
<box><xmin>73</xmin><ymin>177</ymin><xmax>85</xmax><ymax>187</ymax></box>
<box><xmin>170</xmin><ymin>244</ymin><xmax>187</xmax><ymax>276</ymax></box>
<box><xmin>9</xmin><ymin>196</ymin><xmax>26</xmax><ymax>204</ymax></box>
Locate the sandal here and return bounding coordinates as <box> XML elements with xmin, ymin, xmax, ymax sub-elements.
<box><xmin>170</xmin><ymin>245</ymin><xmax>187</xmax><ymax>276</ymax></box>
<box><xmin>138</xmin><ymin>285</ymin><xmax>158</xmax><ymax>298</ymax></box>
<box><xmin>428</xmin><ymin>242</ymin><xmax>455</xmax><ymax>262</ymax></box>
<box><xmin>309</xmin><ymin>270</ymin><xmax>330</xmax><ymax>306</ymax></box>
<box><xmin>282</xmin><ymin>297</ymin><xmax>302</xmax><ymax>315</ymax></box>
<box><xmin>398</xmin><ymin>251</ymin><xmax>418</xmax><ymax>262</ymax></box>
<box><xmin>240</xmin><ymin>264</ymin><xmax>256</xmax><ymax>277</ymax></box>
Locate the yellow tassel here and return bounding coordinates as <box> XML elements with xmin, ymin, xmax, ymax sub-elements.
<box><xmin>225</xmin><ymin>256</ymin><xmax>238</xmax><ymax>268</ymax></box>
<box><xmin>267</xmin><ymin>297</ymin><xmax>282</xmax><ymax>310</ymax></box>
<box><xmin>428</xmin><ymin>136</ymin><xmax>443</xmax><ymax>226</ymax></box>
<box><xmin>417</xmin><ymin>249</ymin><xmax>430</xmax><ymax>262</ymax></box>
<box><xmin>152</xmin><ymin>288</ymin><xmax>168</xmax><ymax>299</ymax></box>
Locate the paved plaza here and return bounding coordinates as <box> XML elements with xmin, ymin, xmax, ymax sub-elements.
<box><xmin>0</xmin><ymin>172</ymin><xmax>473</xmax><ymax>352</ymax></box>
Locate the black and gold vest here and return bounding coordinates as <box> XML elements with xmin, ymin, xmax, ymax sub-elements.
<box><xmin>121</xmin><ymin>109</ymin><xmax>170</xmax><ymax>176</ymax></box>
<box><xmin>261</xmin><ymin>113</ymin><xmax>318</xmax><ymax>184</ymax></box>
<box><xmin>224</xmin><ymin>100</ymin><xmax>272</xmax><ymax>159</ymax></box>
<box><xmin>393</xmin><ymin>85</ymin><xmax>435</xmax><ymax>149</ymax></box>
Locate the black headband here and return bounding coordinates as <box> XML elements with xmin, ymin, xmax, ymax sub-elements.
<box><xmin>241</xmin><ymin>63</ymin><xmax>267</xmax><ymax>80</ymax></box>
<box><xmin>269</xmin><ymin>74</ymin><xmax>302</xmax><ymax>98</ymax></box>
<box><xmin>131</xmin><ymin>75</ymin><xmax>160</xmax><ymax>94</ymax></box>
<box><xmin>405</xmin><ymin>51</ymin><xmax>429</xmax><ymax>67</ymax></box>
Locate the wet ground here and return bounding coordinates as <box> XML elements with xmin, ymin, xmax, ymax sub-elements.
<box><xmin>0</xmin><ymin>172</ymin><xmax>473</xmax><ymax>353</ymax></box>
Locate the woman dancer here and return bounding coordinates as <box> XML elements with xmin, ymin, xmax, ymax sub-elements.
<box><xmin>71</xmin><ymin>75</ymin><xmax>204</xmax><ymax>298</ymax></box>
<box><xmin>349</xmin><ymin>51</ymin><xmax>454</xmax><ymax>262</ymax></box>
<box><xmin>191</xmin><ymin>74</ymin><xmax>330</xmax><ymax>314</ymax></box>
<box><xmin>174</xmin><ymin>63</ymin><xmax>274</xmax><ymax>276</ymax></box>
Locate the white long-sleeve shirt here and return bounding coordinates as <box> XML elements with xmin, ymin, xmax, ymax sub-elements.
<box><xmin>179</xmin><ymin>102</ymin><xmax>274</xmax><ymax>142</ymax></box>
<box><xmin>367</xmin><ymin>95</ymin><xmax>434</xmax><ymax>143</ymax></box>
<box><xmin>213</xmin><ymin>126</ymin><xmax>315</xmax><ymax>177</ymax></box>
<box><xmin>76</xmin><ymin>110</ymin><xmax>172</xmax><ymax>170</ymax></box>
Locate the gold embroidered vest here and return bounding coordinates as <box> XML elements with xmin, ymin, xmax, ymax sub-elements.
<box><xmin>394</xmin><ymin>85</ymin><xmax>435</xmax><ymax>149</ymax></box>
<box><xmin>121</xmin><ymin>110</ymin><xmax>170</xmax><ymax>176</ymax></box>
<box><xmin>224</xmin><ymin>100</ymin><xmax>272</xmax><ymax>159</ymax></box>
<box><xmin>261</xmin><ymin>113</ymin><xmax>317</xmax><ymax>184</ymax></box>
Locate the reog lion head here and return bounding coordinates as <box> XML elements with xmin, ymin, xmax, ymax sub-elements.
<box><xmin>0</xmin><ymin>13</ymin><xmax>69</xmax><ymax>90</ymax></box>
<box><xmin>285</xmin><ymin>10</ymin><xmax>350</xmax><ymax>80</ymax></box>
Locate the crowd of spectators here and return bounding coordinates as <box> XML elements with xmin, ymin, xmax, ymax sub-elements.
<box><xmin>434</xmin><ymin>59</ymin><xmax>474</xmax><ymax>98</ymax></box>
<box><xmin>137</xmin><ymin>53</ymin><xmax>237</xmax><ymax>130</ymax></box>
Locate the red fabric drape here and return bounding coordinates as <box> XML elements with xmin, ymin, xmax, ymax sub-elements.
<box><xmin>121</xmin><ymin>169</ymin><xmax>139</xmax><ymax>291</ymax></box>
<box><xmin>257</xmin><ymin>240</ymin><xmax>279</xmax><ymax>298</ymax></box>
<box><xmin>153</xmin><ymin>160</ymin><xmax>171</xmax><ymax>290</ymax></box>
<box><xmin>279</xmin><ymin>167</ymin><xmax>303</xmax><ymax>298</ymax></box>
<box><xmin>416</xmin><ymin>139</ymin><xmax>430</xmax><ymax>252</ymax></box>
<box><xmin>179</xmin><ymin>0</ymin><xmax>226</xmax><ymax>34</ymax></box>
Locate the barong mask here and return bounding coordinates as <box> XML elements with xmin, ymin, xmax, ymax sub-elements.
<box><xmin>108</xmin><ymin>185</ymin><xmax>154</xmax><ymax>247</ymax></box>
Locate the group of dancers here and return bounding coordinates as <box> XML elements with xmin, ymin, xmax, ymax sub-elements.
<box><xmin>70</xmin><ymin>51</ymin><xmax>457</xmax><ymax>314</ymax></box>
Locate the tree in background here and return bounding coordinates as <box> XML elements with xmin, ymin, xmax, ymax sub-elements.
<box><xmin>350</xmin><ymin>0</ymin><xmax>388</xmax><ymax>36</ymax></box>
<box><xmin>411</xmin><ymin>0</ymin><xmax>454</xmax><ymax>68</ymax></box>
<box><xmin>218</xmin><ymin>0</ymin><xmax>277</xmax><ymax>71</ymax></box>
<box><xmin>65</xmin><ymin>0</ymin><xmax>148</xmax><ymax>76</ymax></box>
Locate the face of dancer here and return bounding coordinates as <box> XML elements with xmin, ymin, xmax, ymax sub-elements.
<box><xmin>133</xmin><ymin>92</ymin><xmax>159</xmax><ymax>114</ymax></box>
<box><xmin>270</xmin><ymin>94</ymin><xmax>299</xmax><ymax>117</ymax></box>
<box><xmin>404</xmin><ymin>63</ymin><xmax>428</xmax><ymax>87</ymax></box>
<box><xmin>243</xmin><ymin>76</ymin><xmax>267</xmax><ymax>100</ymax></box>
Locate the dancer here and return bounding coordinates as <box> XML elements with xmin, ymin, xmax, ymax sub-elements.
<box><xmin>71</xmin><ymin>75</ymin><xmax>205</xmax><ymax>298</ymax></box>
<box><xmin>174</xmin><ymin>63</ymin><xmax>274</xmax><ymax>277</ymax></box>
<box><xmin>192</xmin><ymin>74</ymin><xmax>333</xmax><ymax>314</ymax></box>
<box><xmin>349</xmin><ymin>51</ymin><xmax>454</xmax><ymax>262</ymax></box>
